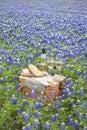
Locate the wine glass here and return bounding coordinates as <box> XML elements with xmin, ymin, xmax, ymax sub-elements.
<box><xmin>55</xmin><ymin>57</ymin><xmax>64</xmax><ymax>69</ymax></box>
<box><xmin>47</xmin><ymin>54</ymin><xmax>55</xmax><ymax>75</ymax></box>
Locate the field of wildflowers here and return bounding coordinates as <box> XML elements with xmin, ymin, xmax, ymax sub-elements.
<box><xmin>0</xmin><ymin>0</ymin><xmax>87</xmax><ymax>130</ymax></box>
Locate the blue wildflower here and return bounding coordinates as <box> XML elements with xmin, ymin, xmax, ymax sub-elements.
<box><xmin>76</xmin><ymin>99</ymin><xmax>81</xmax><ymax>105</ymax></box>
<box><xmin>0</xmin><ymin>67</ymin><xmax>4</xmax><ymax>73</ymax></box>
<box><xmin>36</xmin><ymin>97</ymin><xmax>41</xmax><ymax>102</ymax></box>
<box><xmin>27</xmin><ymin>124</ymin><xmax>32</xmax><ymax>130</ymax></box>
<box><xmin>51</xmin><ymin>104</ymin><xmax>56</xmax><ymax>110</ymax></box>
<box><xmin>79</xmin><ymin>88</ymin><xmax>84</xmax><ymax>96</ymax></box>
<box><xmin>76</xmin><ymin>69</ymin><xmax>81</xmax><ymax>75</ymax></box>
<box><xmin>31</xmin><ymin>90</ymin><xmax>36</xmax><ymax>98</ymax></box>
<box><xmin>22</xmin><ymin>99</ymin><xmax>27</xmax><ymax>105</ymax></box>
<box><xmin>60</xmin><ymin>122</ymin><xmax>65</xmax><ymax>130</ymax></box>
<box><xmin>85</xmin><ymin>114</ymin><xmax>87</xmax><ymax>121</ymax></box>
<box><xmin>55</xmin><ymin>113</ymin><xmax>60</xmax><ymax>120</ymax></box>
<box><xmin>23</xmin><ymin>126</ymin><xmax>28</xmax><ymax>130</ymax></box>
<box><xmin>84</xmin><ymin>75</ymin><xmax>87</xmax><ymax>82</ymax></box>
<box><xmin>11</xmin><ymin>95</ymin><xmax>17</xmax><ymax>104</ymax></box>
<box><xmin>45</xmin><ymin>122</ymin><xmax>50</xmax><ymax>130</ymax></box>
<box><xmin>51</xmin><ymin>115</ymin><xmax>56</xmax><ymax>122</ymax></box>
<box><xmin>65</xmin><ymin>88</ymin><xmax>70</xmax><ymax>95</ymax></box>
<box><xmin>22</xmin><ymin>111</ymin><xmax>29</xmax><ymax>122</ymax></box>
<box><xmin>74</xmin><ymin>120</ymin><xmax>79</xmax><ymax>130</ymax></box>
<box><xmin>82</xmin><ymin>101</ymin><xmax>87</xmax><ymax>108</ymax></box>
<box><xmin>34</xmin><ymin>111</ymin><xmax>41</xmax><ymax>119</ymax></box>
<box><xmin>70</xmin><ymin>100</ymin><xmax>74</xmax><ymax>105</ymax></box>
<box><xmin>68</xmin><ymin>118</ymin><xmax>73</xmax><ymax>126</ymax></box>
<box><xmin>16</xmin><ymin>108</ymin><xmax>22</xmax><ymax>113</ymax></box>
<box><xmin>82</xmin><ymin>126</ymin><xmax>87</xmax><ymax>130</ymax></box>
<box><xmin>30</xmin><ymin>103</ymin><xmax>35</xmax><ymax>108</ymax></box>
<box><xmin>35</xmin><ymin>102</ymin><xmax>40</xmax><ymax>109</ymax></box>
<box><xmin>33</xmin><ymin>119</ymin><xmax>40</xmax><ymax>130</ymax></box>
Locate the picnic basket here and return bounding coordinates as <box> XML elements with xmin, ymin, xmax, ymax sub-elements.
<box><xmin>19</xmin><ymin>64</ymin><xmax>65</xmax><ymax>102</ymax></box>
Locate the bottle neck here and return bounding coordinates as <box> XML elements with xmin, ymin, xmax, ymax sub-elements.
<box><xmin>42</xmin><ymin>48</ymin><xmax>46</xmax><ymax>54</ymax></box>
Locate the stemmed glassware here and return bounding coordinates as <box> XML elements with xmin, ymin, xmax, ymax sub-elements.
<box><xmin>47</xmin><ymin>52</ymin><xmax>64</xmax><ymax>75</ymax></box>
<box><xmin>47</xmin><ymin>54</ymin><xmax>55</xmax><ymax>75</ymax></box>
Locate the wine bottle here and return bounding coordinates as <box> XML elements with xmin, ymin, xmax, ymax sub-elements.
<box><xmin>40</xmin><ymin>48</ymin><xmax>47</xmax><ymax>71</ymax></box>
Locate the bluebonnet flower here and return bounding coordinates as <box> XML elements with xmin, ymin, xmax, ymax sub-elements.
<box><xmin>76</xmin><ymin>69</ymin><xmax>81</xmax><ymax>75</ymax></box>
<box><xmin>72</xmin><ymin>89</ymin><xmax>76</xmax><ymax>96</ymax></box>
<box><xmin>19</xmin><ymin>95</ymin><xmax>22</xmax><ymax>99</ymax></box>
<box><xmin>79</xmin><ymin>88</ymin><xmax>84</xmax><ymax>96</ymax></box>
<box><xmin>68</xmin><ymin>117</ymin><xmax>73</xmax><ymax>126</ymax></box>
<box><xmin>79</xmin><ymin>112</ymin><xmax>83</xmax><ymax>119</ymax></box>
<box><xmin>23</xmin><ymin>126</ymin><xmax>28</xmax><ymax>130</ymax></box>
<box><xmin>76</xmin><ymin>110</ymin><xmax>80</xmax><ymax>116</ymax></box>
<box><xmin>39</xmin><ymin>103</ymin><xmax>44</xmax><ymax>108</ymax></box>
<box><xmin>33</xmin><ymin>119</ymin><xmax>40</xmax><ymax>130</ymax></box>
<box><xmin>55</xmin><ymin>96</ymin><xmax>62</xmax><ymax>101</ymax></box>
<box><xmin>51</xmin><ymin>115</ymin><xmax>56</xmax><ymax>122</ymax></box>
<box><xmin>6</xmin><ymin>84</ymin><xmax>12</xmax><ymax>91</ymax></box>
<box><xmin>16</xmin><ymin>84</ymin><xmax>20</xmax><ymax>89</ymax></box>
<box><xmin>85</xmin><ymin>114</ymin><xmax>87</xmax><ymax>120</ymax></box>
<box><xmin>65</xmin><ymin>88</ymin><xmax>70</xmax><ymax>95</ymax></box>
<box><xmin>66</xmin><ymin>78</ymin><xmax>71</xmax><ymax>85</ymax></box>
<box><xmin>31</xmin><ymin>90</ymin><xmax>36</xmax><ymax>98</ymax></box>
<box><xmin>83</xmin><ymin>71</ymin><xmax>87</xmax><ymax>75</ymax></box>
<box><xmin>11</xmin><ymin>95</ymin><xmax>17</xmax><ymax>104</ymax></box>
<box><xmin>27</xmin><ymin>124</ymin><xmax>32</xmax><ymax>130</ymax></box>
<box><xmin>45</xmin><ymin>122</ymin><xmax>50</xmax><ymax>130</ymax></box>
<box><xmin>60</xmin><ymin>122</ymin><xmax>65</xmax><ymax>130</ymax></box>
<box><xmin>67</xmin><ymin>115</ymin><xmax>72</xmax><ymax>119</ymax></box>
<box><xmin>76</xmin><ymin>99</ymin><xmax>81</xmax><ymax>105</ymax></box>
<box><xmin>56</xmin><ymin>100</ymin><xmax>62</xmax><ymax>108</ymax></box>
<box><xmin>51</xmin><ymin>104</ymin><xmax>56</xmax><ymax>110</ymax></box>
<box><xmin>29</xmin><ymin>55</ymin><xmax>34</xmax><ymax>62</ymax></box>
<box><xmin>16</xmin><ymin>84</ymin><xmax>21</xmax><ymax>92</ymax></box>
<box><xmin>82</xmin><ymin>126</ymin><xmax>87</xmax><ymax>130</ymax></box>
<box><xmin>25</xmin><ymin>93</ymin><xmax>29</xmax><ymax>98</ymax></box>
<box><xmin>66</xmin><ymin>65</ymin><xmax>74</xmax><ymax>70</ymax></box>
<box><xmin>17</xmin><ymin>62</ymin><xmax>20</xmax><ymax>68</ymax></box>
<box><xmin>72</xmin><ymin>105</ymin><xmax>76</xmax><ymax>110</ymax></box>
<box><xmin>30</xmin><ymin>103</ymin><xmax>35</xmax><ymax>108</ymax></box>
<box><xmin>62</xmin><ymin>89</ymin><xmax>66</xmax><ymax>95</ymax></box>
<box><xmin>61</xmin><ymin>94</ymin><xmax>66</xmax><ymax>99</ymax></box>
<box><xmin>16</xmin><ymin>107</ymin><xmax>22</xmax><ymax>113</ymax></box>
<box><xmin>36</xmin><ymin>97</ymin><xmax>41</xmax><ymax>102</ymax></box>
<box><xmin>35</xmin><ymin>102</ymin><xmax>40</xmax><ymax>109</ymax></box>
<box><xmin>12</xmin><ymin>76</ymin><xmax>18</xmax><ymax>81</ymax></box>
<box><xmin>67</xmin><ymin>82</ymin><xmax>72</xmax><ymax>88</ymax></box>
<box><xmin>0</xmin><ymin>67</ymin><xmax>4</xmax><ymax>73</ymax></box>
<box><xmin>22</xmin><ymin>99</ymin><xmax>27</xmax><ymax>105</ymax></box>
<box><xmin>0</xmin><ymin>78</ymin><xmax>4</xmax><ymax>83</ymax></box>
<box><xmin>70</xmin><ymin>100</ymin><xmax>74</xmax><ymax>105</ymax></box>
<box><xmin>22</xmin><ymin>111</ymin><xmax>29</xmax><ymax>122</ymax></box>
<box><xmin>34</xmin><ymin>111</ymin><xmax>41</xmax><ymax>119</ymax></box>
<box><xmin>84</xmin><ymin>75</ymin><xmax>87</xmax><ymax>82</ymax></box>
<box><xmin>55</xmin><ymin>113</ymin><xmax>60</xmax><ymax>120</ymax></box>
<box><xmin>32</xmin><ymin>85</ymin><xmax>37</xmax><ymax>92</ymax></box>
<box><xmin>68</xmin><ymin>92</ymin><xmax>73</xmax><ymax>97</ymax></box>
<box><xmin>74</xmin><ymin>120</ymin><xmax>79</xmax><ymax>130</ymax></box>
<box><xmin>82</xmin><ymin>101</ymin><xmax>87</xmax><ymax>108</ymax></box>
<box><xmin>75</xmin><ymin>80</ymin><xmax>79</xmax><ymax>85</ymax></box>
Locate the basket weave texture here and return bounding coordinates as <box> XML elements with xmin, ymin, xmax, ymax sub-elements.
<box><xmin>19</xmin><ymin>64</ymin><xmax>65</xmax><ymax>102</ymax></box>
<box><xmin>19</xmin><ymin>75</ymin><xmax>65</xmax><ymax>102</ymax></box>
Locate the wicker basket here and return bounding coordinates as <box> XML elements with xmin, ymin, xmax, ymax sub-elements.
<box><xmin>19</xmin><ymin>75</ymin><xmax>65</xmax><ymax>102</ymax></box>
